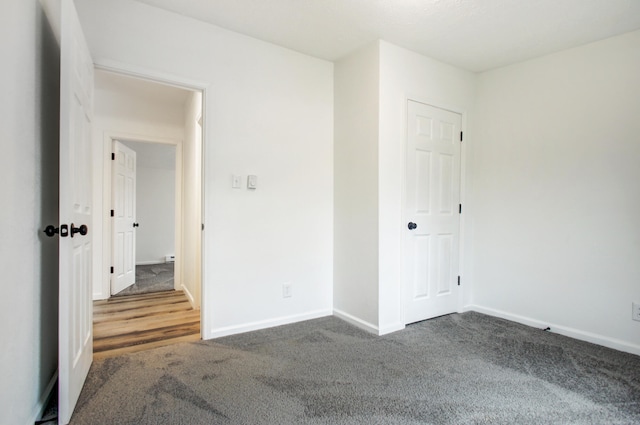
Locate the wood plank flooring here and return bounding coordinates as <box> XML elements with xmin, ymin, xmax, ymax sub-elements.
<box><xmin>93</xmin><ymin>290</ymin><xmax>200</xmax><ymax>360</ymax></box>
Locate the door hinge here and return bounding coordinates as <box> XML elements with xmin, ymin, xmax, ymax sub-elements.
<box><xmin>110</xmin><ymin>266</ymin><xmax>114</xmax><ymax>274</ymax></box>
<box><xmin>460</xmin><ymin>131</ymin><xmax>463</xmax><ymax>142</ymax></box>
<box><xmin>458</xmin><ymin>276</ymin><xmax>461</xmax><ymax>286</ymax></box>
<box><xmin>111</xmin><ymin>153</ymin><xmax>115</xmax><ymax>160</ymax></box>
<box><xmin>459</xmin><ymin>204</ymin><xmax>462</xmax><ymax>214</ymax></box>
<box><xmin>110</xmin><ymin>209</ymin><xmax>114</xmax><ymax>217</ymax></box>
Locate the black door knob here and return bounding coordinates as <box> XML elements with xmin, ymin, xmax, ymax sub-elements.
<box><xmin>133</xmin><ymin>223</ymin><xmax>139</xmax><ymax>228</ymax></box>
<box><xmin>70</xmin><ymin>223</ymin><xmax>88</xmax><ymax>237</ymax></box>
<box><xmin>408</xmin><ymin>222</ymin><xmax>417</xmax><ymax>230</ymax></box>
<box><xmin>43</xmin><ymin>225</ymin><xmax>59</xmax><ymax>237</ymax></box>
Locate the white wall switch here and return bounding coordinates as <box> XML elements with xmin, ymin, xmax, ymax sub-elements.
<box><xmin>247</xmin><ymin>175</ymin><xmax>257</xmax><ymax>189</ymax></box>
<box><xmin>232</xmin><ymin>175</ymin><xmax>242</xmax><ymax>189</ymax></box>
<box><xmin>282</xmin><ymin>283</ymin><xmax>292</xmax><ymax>298</ymax></box>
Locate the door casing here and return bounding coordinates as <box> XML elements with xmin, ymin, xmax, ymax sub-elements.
<box><xmin>100</xmin><ymin>133</ymin><xmax>183</xmax><ymax>298</ymax></box>
<box><xmin>91</xmin><ymin>61</ymin><xmax>209</xmax><ymax>339</ymax></box>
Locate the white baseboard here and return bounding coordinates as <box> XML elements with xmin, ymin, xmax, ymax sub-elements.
<box><xmin>378</xmin><ymin>322</ymin><xmax>405</xmax><ymax>335</ymax></box>
<box><xmin>136</xmin><ymin>260</ymin><xmax>167</xmax><ymax>266</ymax></box>
<box><xmin>29</xmin><ymin>369</ymin><xmax>57</xmax><ymax>425</ymax></box>
<box><xmin>465</xmin><ymin>304</ymin><xmax>640</xmax><ymax>356</ymax></box>
<box><xmin>333</xmin><ymin>309</ymin><xmax>378</xmax><ymax>334</ymax></box>
<box><xmin>181</xmin><ymin>283</ymin><xmax>196</xmax><ymax>310</ymax></box>
<box><xmin>209</xmin><ymin>309</ymin><xmax>332</xmax><ymax>339</ymax></box>
<box><xmin>332</xmin><ymin>309</ymin><xmax>405</xmax><ymax>336</ymax></box>
<box><xmin>92</xmin><ymin>291</ymin><xmax>108</xmax><ymax>301</ymax></box>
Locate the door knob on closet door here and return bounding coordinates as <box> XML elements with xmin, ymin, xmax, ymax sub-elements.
<box><xmin>133</xmin><ymin>222</ymin><xmax>139</xmax><ymax>228</ymax></box>
<box><xmin>407</xmin><ymin>222</ymin><xmax>417</xmax><ymax>230</ymax></box>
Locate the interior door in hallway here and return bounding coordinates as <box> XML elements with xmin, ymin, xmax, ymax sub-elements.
<box><xmin>404</xmin><ymin>100</ymin><xmax>462</xmax><ymax>324</ymax></box>
<box><xmin>58</xmin><ymin>0</ymin><xmax>94</xmax><ymax>422</ymax></box>
<box><xmin>112</xmin><ymin>141</ymin><xmax>137</xmax><ymax>294</ymax></box>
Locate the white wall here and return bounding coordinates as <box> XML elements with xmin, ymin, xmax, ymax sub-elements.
<box><xmin>0</xmin><ymin>2</ymin><xmax>59</xmax><ymax>424</ymax></box>
<box><xmin>76</xmin><ymin>0</ymin><xmax>334</xmax><ymax>336</ymax></box>
<box><xmin>334</xmin><ymin>41</ymin><xmax>476</xmax><ymax>334</ymax></box>
<box><xmin>470</xmin><ymin>30</ymin><xmax>640</xmax><ymax>354</ymax></box>
<box><xmin>93</xmin><ymin>74</ymin><xmax>185</xmax><ymax>138</ymax></box>
<box><xmin>378</xmin><ymin>41</ymin><xmax>477</xmax><ymax>332</ymax></box>
<box><xmin>123</xmin><ymin>141</ymin><xmax>176</xmax><ymax>265</ymax></box>
<box><xmin>333</xmin><ymin>42</ymin><xmax>381</xmax><ymax>329</ymax></box>
<box><xmin>182</xmin><ymin>91</ymin><xmax>202</xmax><ymax>308</ymax></box>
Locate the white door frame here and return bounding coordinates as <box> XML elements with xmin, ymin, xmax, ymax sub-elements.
<box><xmin>104</xmin><ymin>134</ymin><xmax>183</xmax><ymax>296</ymax></box>
<box><xmin>93</xmin><ymin>59</ymin><xmax>209</xmax><ymax>339</ymax></box>
<box><xmin>401</xmin><ymin>97</ymin><xmax>468</xmax><ymax>324</ymax></box>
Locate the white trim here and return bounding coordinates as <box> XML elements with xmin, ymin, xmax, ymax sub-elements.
<box><xmin>94</xmin><ymin>59</ymin><xmax>209</xmax><ymax>91</ymax></box>
<box><xmin>333</xmin><ymin>309</ymin><xmax>379</xmax><ymax>335</ymax></box>
<box><xmin>91</xmin><ymin>59</ymin><xmax>209</xmax><ymax>340</ymax></box>
<box><xmin>98</xmin><ymin>132</ymin><xmax>183</xmax><ymax>300</ymax></box>
<box><xmin>29</xmin><ymin>369</ymin><xmax>58</xmax><ymax>425</ymax></box>
<box><xmin>135</xmin><ymin>260</ymin><xmax>169</xmax><ymax>266</ymax></box>
<box><xmin>199</xmin><ymin>88</ymin><xmax>209</xmax><ymax>340</ymax></box>
<box><xmin>210</xmin><ymin>310</ymin><xmax>332</xmax><ymax>339</ymax></box>
<box><xmin>181</xmin><ymin>283</ymin><xmax>197</xmax><ymax>310</ymax></box>
<box><xmin>465</xmin><ymin>304</ymin><xmax>640</xmax><ymax>356</ymax></box>
<box><xmin>378</xmin><ymin>322</ymin><xmax>405</xmax><ymax>335</ymax></box>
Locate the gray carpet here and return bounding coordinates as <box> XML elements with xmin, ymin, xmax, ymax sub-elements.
<box><xmin>113</xmin><ymin>263</ymin><xmax>174</xmax><ymax>297</ymax></box>
<box><xmin>69</xmin><ymin>312</ymin><xmax>640</xmax><ymax>424</ymax></box>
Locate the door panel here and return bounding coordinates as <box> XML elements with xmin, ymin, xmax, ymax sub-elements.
<box><xmin>112</xmin><ymin>141</ymin><xmax>137</xmax><ymax>294</ymax></box>
<box><xmin>404</xmin><ymin>100</ymin><xmax>462</xmax><ymax>324</ymax></box>
<box><xmin>58</xmin><ymin>0</ymin><xmax>93</xmax><ymax>422</ymax></box>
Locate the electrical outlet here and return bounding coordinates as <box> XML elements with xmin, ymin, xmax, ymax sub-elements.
<box><xmin>282</xmin><ymin>283</ymin><xmax>292</xmax><ymax>298</ymax></box>
<box><xmin>633</xmin><ymin>302</ymin><xmax>640</xmax><ymax>322</ymax></box>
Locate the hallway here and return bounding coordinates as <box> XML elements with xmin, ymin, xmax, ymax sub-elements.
<box><xmin>93</xmin><ymin>290</ymin><xmax>200</xmax><ymax>360</ymax></box>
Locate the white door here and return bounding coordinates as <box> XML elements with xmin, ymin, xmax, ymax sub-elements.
<box><xmin>404</xmin><ymin>100</ymin><xmax>462</xmax><ymax>324</ymax></box>
<box><xmin>58</xmin><ymin>0</ymin><xmax>94</xmax><ymax>423</ymax></box>
<box><xmin>112</xmin><ymin>141</ymin><xmax>137</xmax><ymax>294</ymax></box>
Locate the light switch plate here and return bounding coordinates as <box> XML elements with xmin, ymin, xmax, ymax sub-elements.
<box><xmin>247</xmin><ymin>175</ymin><xmax>257</xmax><ymax>189</ymax></box>
<box><xmin>232</xmin><ymin>175</ymin><xmax>242</xmax><ymax>189</ymax></box>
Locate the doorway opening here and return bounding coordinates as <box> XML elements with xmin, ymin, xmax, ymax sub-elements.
<box><xmin>111</xmin><ymin>140</ymin><xmax>177</xmax><ymax>298</ymax></box>
<box><xmin>92</xmin><ymin>69</ymin><xmax>204</xmax><ymax>358</ymax></box>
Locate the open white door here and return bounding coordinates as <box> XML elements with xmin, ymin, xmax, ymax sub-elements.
<box><xmin>404</xmin><ymin>100</ymin><xmax>462</xmax><ymax>324</ymax></box>
<box><xmin>112</xmin><ymin>141</ymin><xmax>137</xmax><ymax>294</ymax></box>
<box><xmin>58</xmin><ymin>0</ymin><xmax>94</xmax><ymax>422</ymax></box>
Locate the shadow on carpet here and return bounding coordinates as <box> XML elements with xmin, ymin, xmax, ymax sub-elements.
<box><xmin>70</xmin><ymin>312</ymin><xmax>640</xmax><ymax>424</ymax></box>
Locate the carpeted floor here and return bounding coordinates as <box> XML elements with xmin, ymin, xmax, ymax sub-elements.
<box><xmin>68</xmin><ymin>312</ymin><xmax>640</xmax><ymax>424</ymax></box>
<box><xmin>112</xmin><ymin>263</ymin><xmax>174</xmax><ymax>297</ymax></box>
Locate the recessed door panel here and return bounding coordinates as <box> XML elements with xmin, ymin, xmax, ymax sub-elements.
<box><xmin>412</xmin><ymin>235</ymin><xmax>431</xmax><ymax>299</ymax></box>
<box><xmin>438</xmin><ymin>154</ymin><xmax>454</xmax><ymax>214</ymax></box>
<box><xmin>415</xmin><ymin>151</ymin><xmax>431</xmax><ymax>214</ymax></box>
<box><xmin>436</xmin><ymin>234</ymin><xmax>453</xmax><ymax>295</ymax></box>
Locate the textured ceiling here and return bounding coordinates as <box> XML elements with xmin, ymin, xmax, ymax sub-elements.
<box><xmin>135</xmin><ymin>0</ymin><xmax>640</xmax><ymax>72</ymax></box>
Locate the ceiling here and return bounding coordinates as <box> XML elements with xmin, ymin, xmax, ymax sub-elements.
<box><xmin>135</xmin><ymin>0</ymin><xmax>640</xmax><ymax>72</ymax></box>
